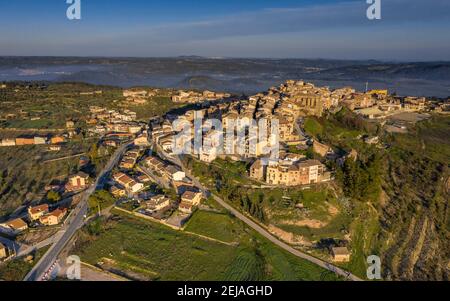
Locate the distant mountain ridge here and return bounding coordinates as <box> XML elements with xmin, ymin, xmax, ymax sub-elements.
<box><xmin>0</xmin><ymin>57</ymin><xmax>449</xmax><ymax>97</ymax></box>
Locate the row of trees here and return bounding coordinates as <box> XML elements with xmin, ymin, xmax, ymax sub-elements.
<box><xmin>215</xmin><ymin>173</ymin><xmax>268</xmax><ymax>223</ymax></box>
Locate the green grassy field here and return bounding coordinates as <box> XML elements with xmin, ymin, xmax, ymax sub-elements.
<box><xmin>76</xmin><ymin>212</ymin><xmax>241</xmax><ymax>280</ymax></box>
<box><xmin>72</xmin><ymin>209</ymin><xmax>341</xmax><ymax>281</ymax></box>
<box><xmin>128</xmin><ymin>96</ymin><xmax>184</xmax><ymax>120</ymax></box>
<box><xmin>304</xmin><ymin>117</ymin><xmax>324</xmax><ymax>137</ymax></box>
<box><xmin>277</xmin><ymin>212</ymin><xmax>352</xmax><ymax>241</ymax></box>
<box><xmin>185</xmin><ymin>210</ymin><xmax>241</xmax><ymax>243</ymax></box>
<box><xmin>388</xmin><ymin>114</ymin><xmax>450</xmax><ymax>163</ymax></box>
<box><xmin>249</xmin><ymin>187</ymin><xmax>335</xmax><ymax>220</ymax></box>
<box><xmin>3</xmin><ymin>118</ymin><xmax>58</xmax><ymax>129</ymax></box>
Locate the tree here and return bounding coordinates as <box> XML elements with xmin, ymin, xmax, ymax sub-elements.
<box><xmin>339</xmin><ymin>154</ymin><xmax>382</xmax><ymax>201</ymax></box>
<box><xmin>88</xmin><ymin>143</ymin><xmax>99</xmax><ymax>165</ymax></box>
<box><xmin>46</xmin><ymin>190</ymin><xmax>61</xmax><ymax>203</ymax></box>
<box><xmin>88</xmin><ymin>190</ymin><xmax>115</xmax><ymax>212</ymax></box>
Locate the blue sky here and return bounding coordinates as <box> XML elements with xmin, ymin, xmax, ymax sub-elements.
<box><xmin>0</xmin><ymin>0</ymin><xmax>449</xmax><ymax>60</ymax></box>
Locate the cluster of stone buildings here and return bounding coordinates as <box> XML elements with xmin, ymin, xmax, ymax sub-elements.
<box><xmin>148</xmin><ymin>80</ymin><xmax>443</xmax><ymax>190</ymax></box>
<box><xmin>158</xmin><ymin>80</ymin><xmax>447</xmax><ymax>166</ymax></box>
<box><xmin>108</xmin><ymin>147</ymin><xmax>148</xmax><ymax>195</ymax></box>
<box><xmin>0</xmin><ymin>134</ymin><xmax>66</xmax><ymax>148</ymax></box>
<box><xmin>151</xmin><ymin>80</ymin><xmax>363</xmax><ymax>188</ymax></box>
<box><xmin>86</xmin><ymin>106</ymin><xmax>146</xmax><ymax>147</ymax></box>
<box><xmin>0</xmin><ymin>204</ymin><xmax>68</xmax><ymax>237</ymax></box>
<box><xmin>141</xmin><ymin>153</ymin><xmax>203</xmax><ymax>214</ymax></box>
<box><xmin>143</xmin><ymin>155</ymin><xmax>186</xmax><ymax>182</ymax></box>
<box><xmin>27</xmin><ymin>204</ymin><xmax>67</xmax><ymax>226</ymax></box>
<box><xmin>171</xmin><ymin>90</ymin><xmax>231</xmax><ymax>103</ymax></box>
<box><xmin>119</xmin><ymin>148</ymin><xmax>141</xmax><ymax>169</ymax></box>
<box><xmin>349</xmin><ymin>90</ymin><xmax>441</xmax><ymax>119</ymax></box>
<box><xmin>261</xmin><ymin>80</ymin><xmax>337</xmax><ymax>118</ymax></box>
<box><xmin>152</xmin><ymin>81</ymin><xmax>337</xmax><ymax>163</ymax></box>
<box><xmin>249</xmin><ymin>155</ymin><xmax>329</xmax><ymax>187</ymax></box>
<box><xmin>87</xmin><ymin>106</ymin><xmax>138</xmax><ymax>130</ymax></box>
<box><xmin>122</xmin><ymin>89</ymin><xmax>158</xmax><ymax>105</ymax></box>
<box><xmin>112</xmin><ymin>172</ymin><xmax>145</xmax><ymax>194</ymax></box>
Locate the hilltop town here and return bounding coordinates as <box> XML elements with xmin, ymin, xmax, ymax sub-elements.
<box><xmin>0</xmin><ymin>80</ymin><xmax>448</xmax><ymax>281</ymax></box>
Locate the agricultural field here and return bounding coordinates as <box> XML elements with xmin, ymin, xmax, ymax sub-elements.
<box><xmin>386</xmin><ymin>114</ymin><xmax>450</xmax><ymax>163</ymax></box>
<box><xmin>127</xmin><ymin>95</ymin><xmax>184</xmax><ymax>120</ymax></box>
<box><xmin>0</xmin><ymin>143</ymin><xmax>92</xmax><ymax>217</ymax></box>
<box><xmin>0</xmin><ymin>83</ymin><xmax>123</xmax><ymax>129</ymax></box>
<box><xmin>184</xmin><ymin>210</ymin><xmax>240</xmax><ymax>244</ymax></box>
<box><xmin>71</xmin><ymin>209</ymin><xmax>340</xmax><ymax>281</ymax></box>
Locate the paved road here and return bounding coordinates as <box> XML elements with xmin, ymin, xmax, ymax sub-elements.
<box><xmin>24</xmin><ymin>141</ymin><xmax>133</xmax><ymax>281</ymax></box>
<box><xmin>207</xmin><ymin>192</ymin><xmax>362</xmax><ymax>281</ymax></box>
<box><xmin>294</xmin><ymin>117</ymin><xmax>309</xmax><ymax>140</ymax></box>
<box><xmin>155</xmin><ymin>147</ymin><xmax>362</xmax><ymax>281</ymax></box>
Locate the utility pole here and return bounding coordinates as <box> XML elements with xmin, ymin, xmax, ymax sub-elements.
<box><xmin>365</xmin><ymin>81</ymin><xmax>369</xmax><ymax>93</ymax></box>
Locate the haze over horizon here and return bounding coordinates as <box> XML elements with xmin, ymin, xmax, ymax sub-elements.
<box><xmin>1</xmin><ymin>55</ymin><xmax>449</xmax><ymax>64</ymax></box>
<box><xmin>1</xmin><ymin>0</ymin><xmax>450</xmax><ymax>61</ymax></box>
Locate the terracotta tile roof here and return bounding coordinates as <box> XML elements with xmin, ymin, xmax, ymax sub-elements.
<box><xmin>48</xmin><ymin>208</ymin><xmax>68</xmax><ymax>218</ymax></box>
<box><xmin>29</xmin><ymin>204</ymin><xmax>49</xmax><ymax>215</ymax></box>
<box><xmin>181</xmin><ymin>191</ymin><xmax>199</xmax><ymax>201</ymax></box>
<box><xmin>6</xmin><ymin>218</ymin><xmax>28</xmax><ymax>230</ymax></box>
